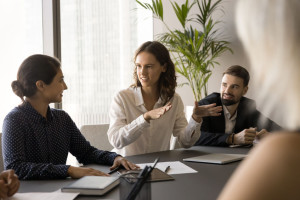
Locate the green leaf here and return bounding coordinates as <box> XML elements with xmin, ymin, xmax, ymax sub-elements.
<box><xmin>152</xmin><ymin>0</ymin><xmax>164</xmax><ymax>20</ymax></box>
<box><xmin>135</xmin><ymin>0</ymin><xmax>232</xmax><ymax>101</ymax></box>
<box><xmin>177</xmin><ymin>82</ymin><xmax>189</xmax><ymax>87</ymax></box>
<box><xmin>170</xmin><ymin>0</ymin><xmax>195</xmax><ymax>28</ymax></box>
<box><xmin>136</xmin><ymin>0</ymin><xmax>164</xmax><ymax>20</ymax></box>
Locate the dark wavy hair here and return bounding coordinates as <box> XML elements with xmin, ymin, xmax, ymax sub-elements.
<box><xmin>132</xmin><ymin>41</ymin><xmax>177</xmax><ymax>105</ymax></box>
<box><xmin>11</xmin><ymin>54</ymin><xmax>61</xmax><ymax>101</ymax></box>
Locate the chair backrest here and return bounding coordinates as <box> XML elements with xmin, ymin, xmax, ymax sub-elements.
<box><xmin>170</xmin><ymin>135</ymin><xmax>181</xmax><ymax>150</ymax></box>
<box><xmin>0</xmin><ymin>133</ymin><xmax>4</xmax><ymax>171</ymax></box>
<box><xmin>80</xmin><ymin>124</ymin><xmax>113</xmax><ymax>151</ymax></box>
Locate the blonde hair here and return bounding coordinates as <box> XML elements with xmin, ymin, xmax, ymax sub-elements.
<box><xmin>236</xmin><ymin>0</ymin><xmax>300</xmax><ymax>130</ymax></box>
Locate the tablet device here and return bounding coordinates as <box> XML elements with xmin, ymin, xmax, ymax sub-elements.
<box><xmin>183</xmin><ymin>153</ymin><xmax>247</xmax><ymax>164</ymax></box>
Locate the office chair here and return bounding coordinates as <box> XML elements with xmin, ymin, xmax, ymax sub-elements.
<box><xmin>0</xmin><ymin>133</ymin><xmax>4</xmax><ymax>172</ymax></box>
<box><xmin>80</xmin><ymin>124</ymin><xmax>113</xmax><ymax>151</ymax></box>
<box><xmin>170</xmin><ymin>135</ymin><xmax>181</xmax><ymax>150</ymax></box>
<box><xmin>66</xmin><ymin>124</ymin><xmax>113</xmax><ymax>166</ymax></box>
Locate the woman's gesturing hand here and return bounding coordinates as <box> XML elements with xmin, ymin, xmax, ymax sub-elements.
<box><xmin>143</xmin><ymin>102</ymin><xmax>172</xmax><ymax>122</ymax></box>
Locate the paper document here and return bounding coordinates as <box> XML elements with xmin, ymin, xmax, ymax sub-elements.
<box><xmin>137</xmin><ymin>161</ymin><xmax>197</xmax><ymax>174</ymax></box>
<box><xmin>8</xmin><ymin>192</ymin><xmax>79</xmax><ymax>200</ymax></box>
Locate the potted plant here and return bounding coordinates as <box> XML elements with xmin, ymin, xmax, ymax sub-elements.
<box><xmin>136</xmin><ymin>0</ymin><xmax>232</xmax><ymax>101</ymax></box>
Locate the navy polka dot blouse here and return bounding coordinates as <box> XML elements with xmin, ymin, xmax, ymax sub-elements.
<box><xmin>2</xmin><ymin>101</ymin><xmax>118</xmax><ymax>180</ymax></box>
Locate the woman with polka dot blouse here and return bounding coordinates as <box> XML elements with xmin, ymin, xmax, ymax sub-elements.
<box><xmin>2</xmin><ymin>54</ymin><xmax>138</xmax><ymax>180</ymax></box>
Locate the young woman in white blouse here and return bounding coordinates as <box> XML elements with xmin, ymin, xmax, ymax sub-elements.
<box><xmin>108</xmin><ymin>41</ymin><xmax>222</xmax><ymax>156</ymax></box>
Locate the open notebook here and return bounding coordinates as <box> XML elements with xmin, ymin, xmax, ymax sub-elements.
<box><xmin>183</xmin><ymin>153</ymin><xmax>247</xmax><ymax>164</ymax></box>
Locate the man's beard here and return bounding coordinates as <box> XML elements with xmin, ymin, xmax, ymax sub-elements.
<box><xmin>221</xmin><ymin>98</ymin><xmax>238</xmax><ymax>106</ymax></box>
<box><xmin>221</xmin><ymin>94</ymin><xmax>239</xmax><ymax>106</ymax></box>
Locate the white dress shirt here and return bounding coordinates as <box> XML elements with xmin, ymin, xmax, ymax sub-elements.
<box><xmin>107</xmin><ymin>87</ymin><xmax>201</xmax><ymax>156</ymax></box>
<box><xmin>223</xmin><ymin>105</ymin><xmax>237</xmax><ymax>134</ymax></box>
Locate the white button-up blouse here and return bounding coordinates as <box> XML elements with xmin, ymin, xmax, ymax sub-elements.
<box><xmin>107</xmin><ymin>87</ymin><xmax>201</xmax><ymax>156</ymax></box>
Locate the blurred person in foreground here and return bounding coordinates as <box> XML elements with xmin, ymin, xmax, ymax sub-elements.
<box><xmin>218</xmin><ymin>0</ymin><xmax>300</xmax><ymax>199</ymax></box>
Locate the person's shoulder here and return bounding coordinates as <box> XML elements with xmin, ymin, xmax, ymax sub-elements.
<box><xmin>218</xmin><ymin>131</ymin><xmax>300</xmax><ymax>200</ymax></box>
<box><xmin>251</xmin><ymin>131</ymin><xmax>300</xmax><ymax>165</ymax></box>
<box><xmin>113</xmin><ymin>87</ymin><xmax>139</xmax><ymax>103</ymax></box>
<box><xmin>251</xmin><ymin>131</ymin><xmax>300</xmax><ymax>176</ymax></box>
<box><xmin>173</xmin><ymin>92</ymin><xmax>181</xmax><ymax>99</ymax></box>
<box><xmin>240</xmin><ymin>96</ymin><xmax>257</xmax><ymax>110</ymax></box>
<box><xmin>170</xmin><ymin>92</ymin><xmax>183</xmax><ymax>104</ymax></box>
<box><xmin>115</xmin><ymin>87</ymin><xmax>135</xmax><ymax>97</ymax></box>
<box><xmin>199</xmin><ymin>92</ymin><xmax>220</xmax><ymax>104</ymax></box>
<box><xmin>4</xmin><ymin>105</ymin><xmax>24</xmax><ymax>121</ymax></box>
<box><xmin>240</xmin><ymin>96</ymin><xmax>256</xmax><ymax>104</ymax></box>
<box><xmin>117</xmin><ymin>87</ymin><xmax>131</xmax><ymax>93</ymax></box>
<box><xmin>51</xmin><ymin>107</ymin><xmax>68</xmax><ymax>114</ymax></box>
<box><xmin>261</xmin><ymin>131</ymin><xmax>300</xmax><ymax>150</ymax></box>
<box><xmin>51</xmin><ymin>108</ymin><xmax>71</xmax><ymax>120</ymax></box>
<box><xmin>50</xmin><ymin>108</ymin><xmax>77</xmax><ymax>127</ymax></box>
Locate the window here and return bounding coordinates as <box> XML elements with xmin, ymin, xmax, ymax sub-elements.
<box><xmin>0</xmin><ymin>0</ymin><xmax>43</xmax><ymax>128</ymax></box>
<box><xmin>60</xmin><ymin>0</ymin><xmax>153</xmax><ymax>127</ymax></box>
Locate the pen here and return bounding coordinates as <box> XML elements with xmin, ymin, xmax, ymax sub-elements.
<box><xmin>108</xmin><ymin>166</ymin><xmax>121</xmax><ymax>174</ymax></box>
<box><xmin>165</xmin><ymin>166</ymin><xmax>170</xmax><ymax>173</ymax></box>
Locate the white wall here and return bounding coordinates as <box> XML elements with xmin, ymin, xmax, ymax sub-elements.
<box><xmin>153</xmin><ymin>0</ymin><xmax>283</xmax><ymax>126</ymax></box>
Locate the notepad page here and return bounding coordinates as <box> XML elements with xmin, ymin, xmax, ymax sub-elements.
<box><xmin>137</xmin><ymin>161</ymin><xmax>197</xmax><ymax>174</ymax></box>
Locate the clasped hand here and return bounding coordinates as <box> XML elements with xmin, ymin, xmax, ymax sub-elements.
<box><xmin>234</xmin><ymin>128</ymin><xmax>269</xmax><ymax>145</ymax></box>
<box><xmin>0</xmin><ymin>170</ymin><xmax>20</xmax><ymax>198</ymax></box>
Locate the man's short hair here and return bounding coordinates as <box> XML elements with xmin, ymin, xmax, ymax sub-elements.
<box><xmin>223</xmin><ymin>65</ymin><xmax>250</xmax><ymax>86</ymax></box>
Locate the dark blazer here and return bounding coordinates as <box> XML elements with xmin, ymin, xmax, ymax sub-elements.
<box><xmin>194</xmin><ymin>93</ymin><xmax>281</xmax><ymax>146</ymax></box>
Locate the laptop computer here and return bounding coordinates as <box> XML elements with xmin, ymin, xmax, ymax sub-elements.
<box><xmin>183</xmin><ymin>153</ymin><xmax>247</xmax><ymax>164</ymax></box>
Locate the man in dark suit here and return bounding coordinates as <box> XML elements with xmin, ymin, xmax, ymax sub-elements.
<box><xmin>195</xmin><ymin>65</ymin><xmax>281</xmax><ymax>146</ymax></box>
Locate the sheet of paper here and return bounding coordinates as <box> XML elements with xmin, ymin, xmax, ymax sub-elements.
<box><xmin>8</xmin><ymin>192</ymin><xmax>79</xmax><ymax>200</ymax></box>
<box><xmin>137</xmin><ymin>161</ymin><xmax>197</xmax><ymax>175</ymax></box>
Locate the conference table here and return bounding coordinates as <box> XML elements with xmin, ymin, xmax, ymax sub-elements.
<box><xmin>18</xmin><ymin>146</ymin><xmax>250</xmax><ymax>200</ymax></box>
